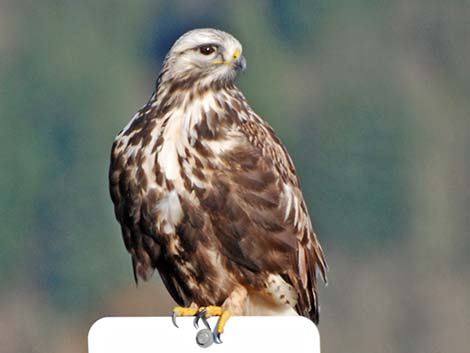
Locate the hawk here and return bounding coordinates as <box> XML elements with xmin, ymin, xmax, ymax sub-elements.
<box><xmin>109</xmin><ymin>28</ymin><xmax>327</xmax><ymax>342</ymax></box>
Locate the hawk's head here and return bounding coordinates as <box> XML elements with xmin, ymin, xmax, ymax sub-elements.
<box><xmin>161</xmin><ymin>28</ymin><xmax>246</xmax><ymax>85</ymax></box>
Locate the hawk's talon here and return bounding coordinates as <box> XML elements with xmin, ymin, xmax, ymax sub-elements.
<box><xmin>172</xmin><ymin>305</ymin><xmax>230</xmax><ymax>344</ymax></box>
<box><xmin>194</xmin><ymin>308</ymin><xmax>208</xmax><ymax>329</ymax></box>
<box><xmin>214</xmin><ymin>309</ymin><xmax>231</xmax><ymax>342</ymax></box>
<box><xmin>171</xmin><ymin>306</ymin><xmax>198</xmax><ymax>328</ymax></box>
<box><xmin>171</xmin><ymin>312</ymin><xmax>179</xmax><ymax>328</ymax></box>
<box><xmin>213</xmin><ymin>332</ymin><xmax>223</xmax><ymax>344</ymax></box>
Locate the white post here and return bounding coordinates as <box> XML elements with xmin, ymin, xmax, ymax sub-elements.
<box><xmin>89</xmin><ymin>316</ymin><xmax>321</xmax><ymax>352</ymax></box>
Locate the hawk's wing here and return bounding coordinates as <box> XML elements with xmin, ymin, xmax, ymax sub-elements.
<box><xmin>199</xmin><ymin>116</ymin><xmax>327</xmax><ymax>323</ymax></box>
<box><xmin>108</xmin><ymin>110</ymin><xmax>165</xmax><ymax>285</ymax></box>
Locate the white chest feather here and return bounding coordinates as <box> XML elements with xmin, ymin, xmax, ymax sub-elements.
<box><xmin>157</xmin><ymin>110</ymin><xmax>186</xmax><ymax>183</ymax></box>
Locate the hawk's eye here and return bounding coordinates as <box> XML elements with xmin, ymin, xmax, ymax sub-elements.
<box><xmin>199</xmin><ymin>45</ymin><xmax>216</xmax><ymax>55</ymax></box>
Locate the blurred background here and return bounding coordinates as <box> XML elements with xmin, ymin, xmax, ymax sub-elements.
<box><xmin>1</xmin><ymin>1</ymin><xmax>469</xmax><ymax>352</ymax></box>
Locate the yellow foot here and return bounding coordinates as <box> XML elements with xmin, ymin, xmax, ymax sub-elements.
<box><xmin>171</xmin><ymin>306</ymin><xmax>198</xmax><ymax>328</ymax></box>
<box><xmin>215</xmin><ymin>310</ymin><xmax>232</xmax><ymax>343</ymax></box>
<box><xmin>195</xmin><ymin>306</ymin><xmax>232</xmax><ymax>344</ymax></box>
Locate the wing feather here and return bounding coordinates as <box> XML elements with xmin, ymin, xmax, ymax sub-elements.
<box><xmin>198</xmin><ymin>113</ymin><xmax>327</xmax><ymax>322</ymax></box>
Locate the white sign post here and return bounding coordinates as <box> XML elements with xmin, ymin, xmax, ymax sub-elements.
<box><xmin>89</xmin><ymin>316</ymin><xmax>321</xmax><ymax>352</ymax></box>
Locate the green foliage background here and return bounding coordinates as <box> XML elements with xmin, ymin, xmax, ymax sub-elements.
<box><xmin>1</xmin><ymin>1</ymin><xmax>469</xmax><ymax>352</ymax></box>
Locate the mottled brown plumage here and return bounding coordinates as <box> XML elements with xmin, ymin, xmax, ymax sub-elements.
<box><xmin>109</xmin><ymin>28</ymin><xmax>327</xmax><ymax>323</ymax></box>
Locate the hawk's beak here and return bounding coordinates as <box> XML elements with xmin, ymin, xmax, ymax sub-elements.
<box><xmin>234</xmin><ymin>55</ymin><xmax>247</xmax><ymax>72</ymax></box>
<box><xmin>212</xmin><ymin>49</ymin><xmax>247</xmax><ymax>72</ymax></box>
<box><xmin>232</xmin><ymin>49</ymin><xmax>246</xmax><ymax>72</ymax></box>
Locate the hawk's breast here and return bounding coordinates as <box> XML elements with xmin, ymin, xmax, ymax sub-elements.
<box><xmin>111</xmin><ymin>92</ymin><xmax>248</xmax><ymax>305</ymax></box>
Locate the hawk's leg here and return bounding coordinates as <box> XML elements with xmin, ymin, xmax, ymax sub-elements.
<box><xmin>196</xmin><ymin>286</ymin><xmax>247</xmax><ymax>343</ymax></box>
<box><xmin>172</xmin><ymin>287</ymin><xmax>247</xmax><ymax>344</ymax></box>
<box><xmin>215</xmin><ymin>310</ymin><xmax>232</xmax><ymax>343</ymax></box>
<box><xmin>193</xmin><ymin>306</ymin><xmax>231</xmax><ymax>344</ymax></box>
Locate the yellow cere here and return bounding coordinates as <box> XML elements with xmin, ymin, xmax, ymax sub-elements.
<box><xmin>212</xmin><ymin>49</ymin><xmax>241</xmax><ymax>66</ymax></box>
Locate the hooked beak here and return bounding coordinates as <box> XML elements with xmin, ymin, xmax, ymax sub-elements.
<box><xmin>234</xmin><ymin>55</ymin><xmax>247</xmax><ymax>72</ymax></box>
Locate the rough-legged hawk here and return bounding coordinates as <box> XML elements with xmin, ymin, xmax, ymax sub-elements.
<box><xmin>109</xmin><ymin>28</ymin><xmax>327</xmax><ymax>341</ymax></box>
